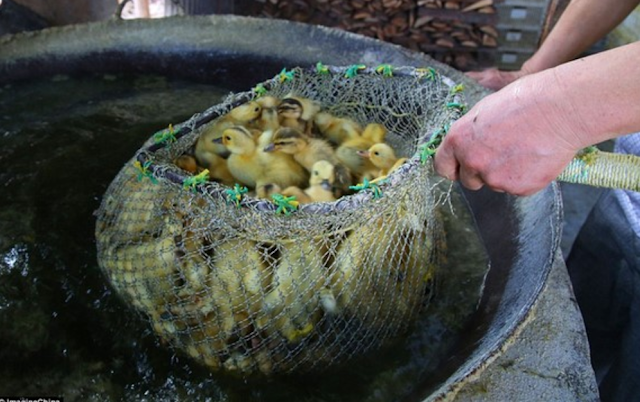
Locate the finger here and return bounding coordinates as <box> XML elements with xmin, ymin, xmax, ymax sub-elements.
<box><xmin>433</xmin><ymin>141</ymin><xmax>460</xmax><ymax>181</ymax></box>
<box><xmin>458</xmin><ymin>167</ymin><xmax>484</xmax><ymax>191</ymax></box>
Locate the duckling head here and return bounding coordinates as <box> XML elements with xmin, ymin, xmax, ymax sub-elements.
<box><xmin>309</xmin><ymin>160</ymin><xmax>336</xmax><ymax>191</ymax></box>
<box><xmin>277</xmin><ymin>98</ymin><xmax>304</xmax><ymax>122</ymax></box>
<box><xmin>263</xmin><ymin>127</ymin><xmax>308</xmax><ymax>154</ymax></box>
<box><xmin>361</xmin><ymin>123</ymin><xmax>388</xmax><ymax>143</ymax></box>
<box><xmin>359</xmin><ymin>143</ymin><xmax>397</xmax><ymax>170</ymax></box>
<box><xmin>256</xmin><ymin>96</ymin><xmax>279</xmax><ymax>109</ymax></box>
<box><xmin>256</xmin><ymin>96</ymin><xmax>280</xmax><ymax>131</ymax></box>
<box><xmin>219</xmin><ymin>126</ymin><xmax>256</xmax><ymax>155</ymax></box>
<box><xmin>228</xmin><ymin>101</ymin><xmax>262</xmax><ymax>122</ymax></box>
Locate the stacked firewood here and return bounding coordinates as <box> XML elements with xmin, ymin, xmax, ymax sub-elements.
<box><xmin>245</xmin><ymin>0</ymin><xmax>500</xmax><ymax>70</ymax></box>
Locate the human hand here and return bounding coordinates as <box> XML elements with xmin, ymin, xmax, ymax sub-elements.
<box><xmin>465</xmin><ymin>68</ymin><xmax>529</xmax><ymax>91</ymax></box>
<box><xmin>434</xmin><ymin>77</ymin><xmax>583</xmax><ymax>196</ymax></box>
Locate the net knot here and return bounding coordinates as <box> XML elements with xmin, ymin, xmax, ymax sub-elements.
<box><xmin>315</xmin><ymin>61</ymin><xmax>330</xmax><ymax>75</ymax></box>
<box><xmin>133</xmin><ymin>160</ymin><xmax>158</xmax><ymax>184</ymax></box>
<box><xmin>253</xmin><ymin>83</ymin><xmax>268</xmax><ymax>98</ymax></box>
<box><xmin>278</xmin><ymin>68</ymin><xmax>295</xmax><ymax>83</ymax></box>
<box><xmin>225</xmin><ymin>184</ymin><xmax>249</xmax><ymax>207</ymax></box>
<box><xmin>349</xmin><ymin>178</ymin><xmax>384</xmax><ymax>199</ymax></box>
<box><xmin>344</xmin><ymin>64</ymin><xmax>366</xmax><ymax>78</ymax></box>
<box><xmin>153</xmin><ymin>124</ymin><xmax>178</xmax><ymax>144</ymax></box>
<box><xmin>375</xmin><ymin>64</ymin><xmax>394</xmax><ymax>77</ymax></box>
<box><xmin>271</xmin><ymin>193</ymin><xmax>299</xmax><ymax>215</ymax></box>
<box><xmin>182</xmin><ymin>169</ymin><xmax>210</xmax><ymax>193</ymax></box>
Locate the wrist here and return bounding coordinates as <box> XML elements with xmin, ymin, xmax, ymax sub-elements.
<box><xmin>518</xmin><ymin>69</ymin><xmax>589</xmax><ymax>152</ymax></box>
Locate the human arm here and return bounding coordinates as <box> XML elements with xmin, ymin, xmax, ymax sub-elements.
<box><xmin>434</xmin><ymin>42</ymin><xmax>640</xmax><ymax>195</ymax></box>
<box><xmin>467</xmin><ymin>0</ymin><xmax>640</xmax><ymax>90</ymax></box>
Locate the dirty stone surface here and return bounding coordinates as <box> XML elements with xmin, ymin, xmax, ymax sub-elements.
<box><xmin>452</xmin><ymin>250</ymin><xmax>600</xmax><ymax>401</ymax></box>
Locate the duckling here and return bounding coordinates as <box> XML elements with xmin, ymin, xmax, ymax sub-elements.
<box><xmin>361</xmin><ymin>122</ymin><xmax>388</xmax><ymax>144</ymax></box>
<box><xmin>313</xmin><ymin>111</ymin><xmax>362</xmax><ymax>146</ymax></box>
<box><xmin>218</xmin><ymin>126</ymin><xmax>308</xmax><ymax>193</ymax></box>
<box><xmin>229</xmin><ymin>100</ymin><xmax>263</xmax><ymax>121</ymax></box>
<box><xmin>173</xmin><ymin>154</ymin><xmax>200</xmax><ymax>174</ymax></box>
<box><xmin>201</xmin><ymin>153</ymin><xmax>235</xmax><ymax>186</ymax></box>
<box><xmin>264</xmin><ymin>127</ymin><xmax>351</xmax><ymax>195</ymax></box>
<box><xmin>255</xmin><ymin>96</ymin><xmax>280</xmax><ymax>132</ymax></box>
<box><xmin>217</xmin><ymin>126</ymin><xmax>264</xmax><ymax>188</ymax></box>
<box><xmin>282</xmin><ymin>160</ymin><xmax>338</xmax><ymax>204</ymax></box>
<box><xmin>179</xmin><ymin>150</ymin><xmax>234</xmax><ymax>186</ymax></box>
<box><xmin>357</xmin><ymin>143</ymin><xmax>408</xmax><ymax>180</ymax></box>
<box><xmin>257</xmin><ymin>133</ymin><xmax>309</xmax><ymax>195</ymax></box>
<box><xmin>195</xmin><ymin>100</ymin><xmax>263</xmax><ymax>162</ymax></box>
<box><xmin>259</xmin><ymin>241</ymin><xmax>327</xmax><ymax>343</ymax></box>
<box><xmin>263</xmin><ymin>127</ymin><xmax>335</xmax><ymax>170</ymax></box>
<box><xmin>179</xmin><ymin>238</ymin><xmax>270</xmax><ymax>352</ymax></box>
<box><xmin>210</xmin><ymin>238</ymin><xmax>271</xmax><ymax>318</ymax></box>
<box><xmin>277</xmin><ymin>95</ymin><xmax>321</xmax><ymax>135</ymax></box>
<box><xmin>335</xmin><ymin>123</ymin><xmax>390</xmax><ymax>181</ymax></box>
<box><xmin>330</xmin><ymin>215</ymin><xmax>435</xmax><ymax>327</ymax></box>
<box><xmin>336</xmin><ymin>135</ymin><xmax>377</xmax><ymax>181</ymax></box>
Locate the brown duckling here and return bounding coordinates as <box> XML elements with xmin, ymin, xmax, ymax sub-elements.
<box><xmin>277</xmin><ymin>95</ymin><xmax>321</xmax><ymax>136</ymax></box>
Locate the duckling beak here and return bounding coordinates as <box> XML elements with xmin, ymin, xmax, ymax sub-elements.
<box><xmin>212</xmin><ymin>137</ymin><xmax>223</xmax><ymax>144</ymax></box>
<box><xmin>263</xmin><ymin>143</ymin><xmax>276</xmax><ymax>152</ymax></box>
<box><xmin>357</xmin><ymin>150</ymin><xmax>370</xmax><ymax>158</ymax></box>
<box><xmin>320</xmin><ymin>180</ymin><xmax>333</xmax><ymax>191</ymax></box>
<box><xmin>219</xmin><ymin>149</ymin><xmax>231</xmax><ymax>158</ymax></box>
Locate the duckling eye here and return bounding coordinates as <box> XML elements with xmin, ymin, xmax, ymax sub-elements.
<box><xmin>374</xmin><ymin>151</ymin><xmax>380</xmax><ymax>156</ymax></box>
<box><xmin>313</xmin><ymin>170</ymin><xmax>319</xmax><ymax>176</ymax></box>
<box><xmin>225</xmin><ymin>136</ymin><xmax>231</xmax><ymax>141</ymax></box>
<box><xmin>254</xmin><ymin>107</ymin><xmax>260</xmax><ymax>113</ymax></box>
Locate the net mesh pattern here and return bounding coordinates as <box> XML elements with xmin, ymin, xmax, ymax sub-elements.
<box><xmin>95</xmin><ymin>65</ymin><xmax>463</xmax><ymax>375</ymax></box>
<box><xmin>558</xmin><ymin>149</ymin><xmax>640</xmax><ymax>192</ymax></box>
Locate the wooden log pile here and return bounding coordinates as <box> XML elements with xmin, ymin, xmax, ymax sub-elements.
<box><xmin>244</xmin><ymin>0</ymin><xmax>500</xmax><ymax>70</ymax></box>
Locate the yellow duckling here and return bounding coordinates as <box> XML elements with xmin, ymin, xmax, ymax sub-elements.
<box><xmin>177</xmin><ymin>151</ymin><xmax>234</xmax><ymax>186</ymax></box>
<box><xmin>259</xmin><ymin>240</ymin><xmax>327</xmax><ymax>343</ymax></box>
<box><xmin>282</xmin><ymin>160</ymin><xmax>338</xmax><ymax>204</ymax></box>
<box><xmin>216</xmin><ymin>126</ymin><xmax>264</xmax><ymax>188</ymax></box>
<box><xmin>357</xmin><ymin>143</ymin><xmax>408</xmax><ymax>180</ymax></box>
<box><xmin>255</xmin><ymin>95</ymin><xmax>281</xmax><ymax>132</ymax></box>
<box><xmin>336</xmin><ymin>136</ymin><xmax>377</xmax><ymax>181</ymax></box>
<box><xmin>335</xmin><ymin>123</ymin><xmax>389</xmax><ymax>181</ymax></box>
<box><xmin>361</xmin><ymin>122</ymin><xmax>388</xmax><ymax>144</ymax></box>
<box><xmin>313</xmin><ymin>111</ymin><xmax>362</xmax><ymax>146</ymax></box>
<box><xmin>330</xmin><ymin>215</ymin><xmax>434</xmax><ymax>327</ymax></box>
<box><xmin>218</xmin><ymin>126</ymin><xmax>308</xmax><ymax>193</ymax></box>
<box><xmin>179</xmin><ymin>237</ymin><xmax>270</xmax><ymax>353</ymax></box>
<box><xmin>195</xmin><ymin>100</ymin><xmax>263</xmax><ymax>162</ymax></box>
<box><xmin>277</xmin><ymin>95</ymin><xmax>321</xmax><ymax>135</ymax></box>
<box><xmin>264</xmin><ymin>127</ymin><xmax>352</xmax><ymax>195</ymax></box>
<box><xmin>263</xmin><ymin>127</ymin><xmax>335</xmax><ymax>171</ymax></box>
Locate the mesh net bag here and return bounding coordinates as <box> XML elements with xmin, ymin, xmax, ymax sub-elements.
<box><xmin>95</xmin><ymin>65</ymin><xmax>465</xmax><ymax>376</ymax></box>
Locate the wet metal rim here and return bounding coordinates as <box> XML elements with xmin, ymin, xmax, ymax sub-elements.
<box><xmin>0</xmin><ymin>15</ymin><xmax>559</xmax><ymax>401</ymax></box>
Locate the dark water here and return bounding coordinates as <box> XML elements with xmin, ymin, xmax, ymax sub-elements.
<box><xmin>0</xmin><ymin>74</ymin><xmax>488</xmax><ymax>401</ymax></box>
